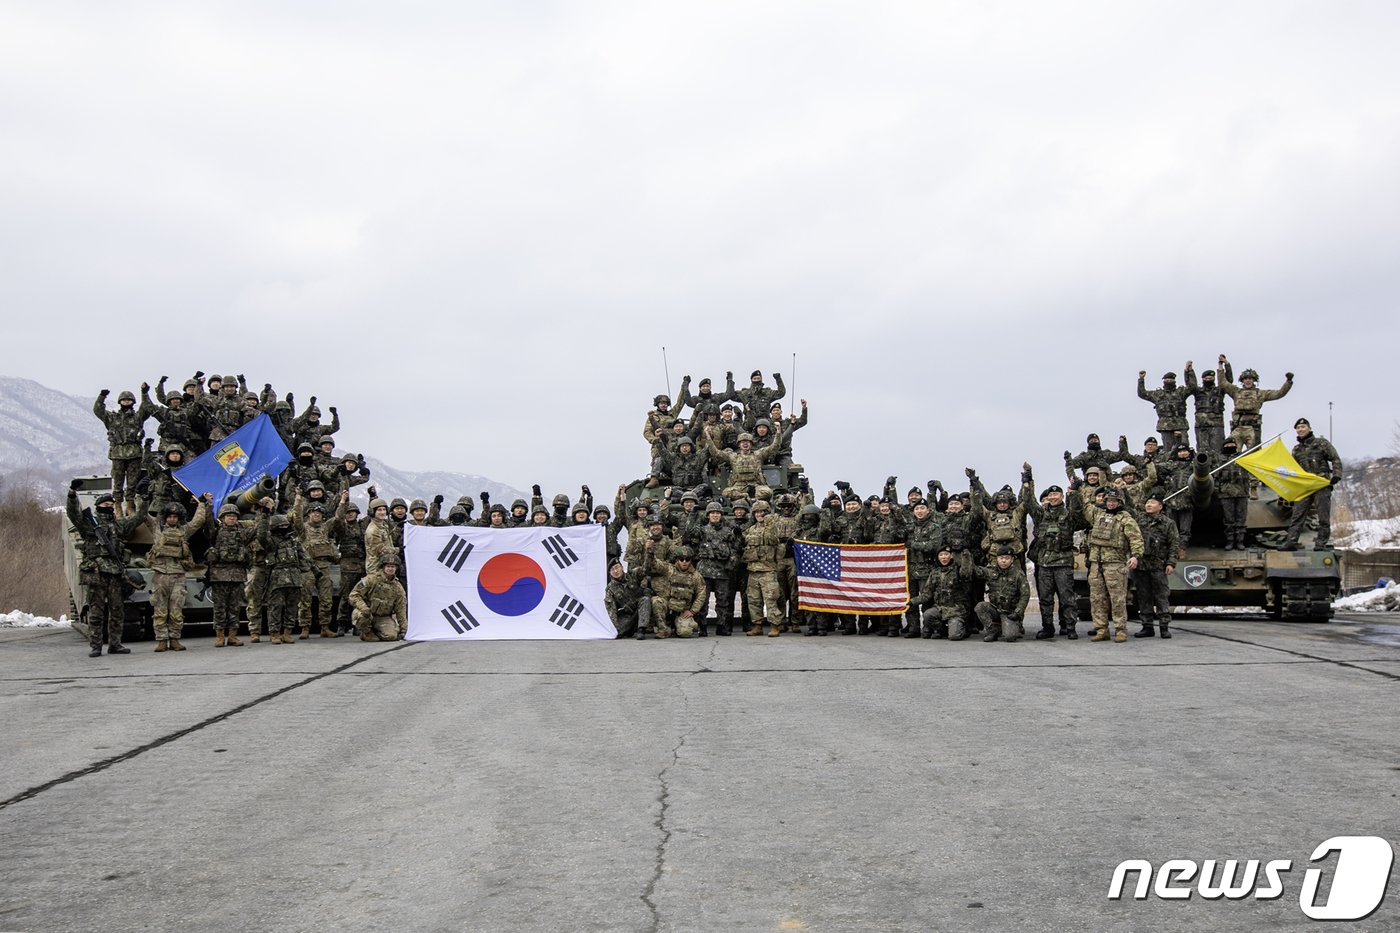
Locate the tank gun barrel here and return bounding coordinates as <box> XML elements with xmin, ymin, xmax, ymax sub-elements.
<box><xmin>1190</xmin><ymin>453</ymin><xmax>1215</xmax><ymax>509</ymax></box>
<box><xmin>230</xmin><ymin>476</ymin><xmax>278</xmax><ymax>512</ymax></box>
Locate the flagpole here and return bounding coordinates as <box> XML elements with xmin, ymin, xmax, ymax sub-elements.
<box><xmin>791</xmin><ymin>352</ymin><xmax>797</xmax><ymax>401</ymax></box>
<box><xmin>661</xmin><ymin>346</ymin><xmax>671</xmax><ymax>399</ymax></box>
<box><xmin>1161</xmin><ymin>433</ymin><xmax>1283</xmax><ymax>504</ymax></box>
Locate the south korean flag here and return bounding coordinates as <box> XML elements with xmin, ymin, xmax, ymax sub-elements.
<box><xmin>404</xmin><ymin>524</ymin><xmax>614</xmax><ymax>640</ymax></box>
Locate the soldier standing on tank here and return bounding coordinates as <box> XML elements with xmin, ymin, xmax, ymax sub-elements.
<box><xmin>737</xmin><ymin>370</ymin><xmax>786</xmax><ymax>431</ymax></box>
<box><xmin>206</xmin><ymin>502</ymin><xmax>258</xmax><ymax>647</ymax></box>
<box><xmin>147</xmin><ymin>445</ymin><xmax>198</xmax><ymax>519</ymax></box>
<box><xmin>349</xmin><ymin>553</ymin><xmax>407</xmax><ymax>642</ymax></box>
<box><xmin>1023</xmin><ymin>481</ymin><xmax>1080</xmax><ymax>639</ymax></box>
<box><xmin>1074</xmin><ymin>484</ymin><xmax>1144</xmax><ymax>643</ymax></box>
<box><xmin>912</xmin><ymin>547</ymin><xmax>975</xmax><ymax>640</ymax></box>
<box><xmin>1157</xmin><ymin>444</ymin><xmax>1198</xmax><ymax>549</ymax></box>
<box><xmin>93</xmin><ymin>387</ymin><xmax>149</xmax><ymax>517</ymax></box>
<box><xmin>292</xmin><ymin>397</ymin><xmax>340</xmax><ymax>452</ymax></box>
<box><xmin>1281</xmin><ymin>417</ymin><xmax>1342</xmax><ymax>551</ymax></box>
<box><xmin>144</xmin><ymin>493</ymin><xmax>211</xmax><ymax>652</ymax></box>
<box><xmin>766</xmin><ymin>399</ymin><xmax>808</xmax><ymax>468</ymax></box>
<box><xmin>1065</xmin><ymin>434</ymin><xmax>1129</xmax><ymax>480</ymax></box>
<box><xmin>704</xmin><ymin>431</ymin><xmax>782</xmax><ymax>501</ymax></box>
<box><xmin>970</xmin><ymin>545</ymin><xmax>1031</xmax><ymax>642</ymax></box>
<box><xmin>1131</xmin><ymin>494</ymin><xmax>1179</xmax><ymax>639</ymax></box>
<box><xmin>325</xmin><ymin>451</ymin><xmax>371</xmax><ymax>499</ymax></box>
<box><xmin>677</xmin><ymin>373</ymin><xmax>738</xmax><ymax>418</ymax></box>
<box><xmin>1221</xmin><ymin>356</ymin><xmax>1292</xmax><ymax>451</ymax></box>
<box><xmin>1138</xmin><ymin>370</ymin><xmax>1192</xmax><ymax>448</ymax></box>
<box><xmin>1215</xmin><ymin>438</ymin><xmax>1251</xmax><ymax>550</ymax></box>
<box><xmin>643</xmin><ymin>394</ymin><xmax>678</xmax><ymax>486</ymax></box>
<box><xmin>1185</xmin><ymin>358</ymin><xmax>1232</xmax><ymax>455</ymax></box>
<box><xmin>66</xmin><ymin>481</ymin><xmax>148</xmax><ymax>656</ymax></box>
<box><xmin>144</xmin><ymin>380</ymin><xmax>196</xmax><ymax>453</ymax></box>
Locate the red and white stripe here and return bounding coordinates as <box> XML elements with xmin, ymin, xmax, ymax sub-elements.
<box><xmin>797</xmin><ymin>544</ymin><xmax>908</xmax><ymax>615</ymax></box>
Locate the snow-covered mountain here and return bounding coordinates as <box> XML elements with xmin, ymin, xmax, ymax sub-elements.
<box><xmin>0</xmin><ymin>375</ymin><xmax>525</xmax><ymax>507</ymax></box>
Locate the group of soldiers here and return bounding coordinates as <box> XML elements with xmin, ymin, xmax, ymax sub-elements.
<box><xmin>71</xmin><ymin>358</ymin><xmax>1342</xmax><ymax>656</ymax></box>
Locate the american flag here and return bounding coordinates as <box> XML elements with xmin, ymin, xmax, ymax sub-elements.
<box><xmin>793</xmin><ymin>539</ymin><xmax>909</xmax><ymax>615</ymax></box>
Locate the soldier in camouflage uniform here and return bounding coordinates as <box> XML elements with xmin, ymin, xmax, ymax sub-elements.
<box><xmin>331</xmin><ymin>500</ymin><xmax>367</xmax><ymax>635</ymax></box>
<box><xmin>349</xmin><ymin>553</ymin><xmax>407</xmax><ymax>641</ymax></box>
<box><xmin>1131</xmin><ymin>494</ymin><xmax>1179</xmax><ymax>638</ymax></box>
<box><xmin>143</xmin><ymin>381</ymin><xmax>197</xmax><ymax>453</ymax></box>
<box><xmin>1185</xmin><ymin>358</ymin><xmax>1232</xmax><ymax>455</ymax></box>
<box><xmin>1138</xmin><ymin>370</ymin><xmax>1192</xmax><ymax>448</ymax></box>
<box><xmin>643</xmin><ymin>394</ymin><xmax>678</xmax><ymax>486</ymax></box>
<box><xmin>911</xmin><ymin>547</ymin><xmax>974</xmax><ymax>640</ymax></box>
<box><xmin>727</xmin><ymin>498</ymin><xmax>752</xmax><ymax>630</ymax></box>
<box><xmin>1111</xmin><ymin>462</ymin><xmax>1159</xmax><ymax>514</ymax></box>
<box><xmin>1065</xmin><ymin>434</ymin><xmax>1129</xmax><ymax>480</ymax></box>
<box><xmin>324</xmin><ymin>451</ymin><xmax>371</xmax><ymax>499</ymax></box>
<box><xmin>290</xmin><ymin>489</ymin><xmax>344</xmax><ymax>638</ymax></box>
<box><xmin>66</xmin><ymin>482</ymin><xmax>147</xmax><ymax>656</ymax></box>
<box><xmin>1023</xmin><ymin>482</ymin><xmax>1079</xmax><ymax>639</ymax></box>
<box><xmin>676</xmin><ymin>373</ymin><xmax>738</xmax><ymax>419</ymax></box>
<box><xmin>646</xmin><ymin>548</ymin><xmax>707</xmax><ymax>639</ymax></box>
<box><xmin>741</xmin><ymin>499</ymin><xmax>787</xmax><ymax>636</ymax></box>
<box><xmin>1074</xmin><ymin>484</ymin><xmax>1145</xmax><ymax>642</ymax></box>
<box><xmin>657</xmin><ymin>433</ymin><xmax>712</xmax><ymax>492</ymax></box>
<box><xmin>147</xmin><ymin>446</ymin><xmax>198</xmax><ymax>519</ymax></box>
<box><xmin>1282</xmin><ymin>417</ymin><xmax>1342</xmax><ymax>551</ymax></box>
<box><xmin>765</xmin><ymin>400</ymin><xmax>807</xmax><ymax>468</ymax></box>
<box><xmin>93</xmin><ymin>387</ymin><xmax>149</xmax><ymax>516</ymax></box>
<box><xmin>736</xmin><ymin>370</ymin><xmax>786</xmax><ymax>431</ymax></box>
<box><xmin>144</xmin><ymin>494</ymin><xmax>211</xmax><ymax>651</ymax></box>
<box><xmin>207</xmin><ymin>375</ymin><xmax>251</xmax><ymax>442</ymax></box>
<box><xmin>826</xmin><ymin>486</ymin><xmax>872</xmax><ymax>634</ymax></box>
<box><xmin>970</xmin><ymin>545</ymin><xmax>1031</xmax><ymax>642</ymax></box>
<box><xmin>969</xmin><ymin>467</ymin><xmax>1029</xmax><ymax>566</ymax></box>
<box><xmin>1215</xmin><ymin>437</ymin><xmax>1251</xmax><ymax>550</ymax></box>
<box><xmin>260</xmin><ymin>512</ymin><xmax>314</xmax><ymax>644</ymax></box>
<box><xmin>291</xmin><ymin>397</ymin><xmax>340</xmax><ymax>452</ymax></box>
<box><xmin>704</xmin><ymin>431</ymin><xmax>781</xmax><ymax>500</ymax></box>
<box><xmin>244</xmin><ymin>497</ymin><xmax>278</xmax><ymax>642</ymax></box>
<box><xmin>1221</xmin><ymin>357</ymin><xmax>1292</xmax><ymax>450</ymax></box>
<box><xmin>205</xmin><ymin>502</ymin><xmax>258</xmax><ymax>646</ymax></box>
<box><xmin>605</xmin><ymin>559</ymin><xmax>649</xmax><ymax>639</ymax></box>
<box><xmin>1156</xmin><ymin>445</ymin><xmax>1198</xmax><ymax>547</ymax></box>
<box><xmin>901</xmin><ymin>500</ymin><xmax>945</xmax><ymax>637</ymax></box>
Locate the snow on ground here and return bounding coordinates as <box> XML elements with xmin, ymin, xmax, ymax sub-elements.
<box><xmin>1333</xmin><ymin>582</ymin><xmax>1400</xmax><ymax>612</ymax></box>
<box><xmin>0</xmin><ymin>610</ymin><xmax>70</xmax><ymax>628</ymax></box>
<box><xmin>1333</xmin><ymin>517</ymin><xmax>1400</xmax><ymax>549</ymax></box>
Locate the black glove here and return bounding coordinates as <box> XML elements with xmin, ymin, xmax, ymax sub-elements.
<box><xmin>885</xmin><ymin>475</ymin><xmax>897</xmax><ymax>487</ymax></box>
<box><xmin>1330</xmin><ymin>476</ymin><xmax>1340</xmax><ymax>486</ymax></box>
<box><xmin>772</xmin><ymin>372</ymin><xmax>781</xmax><ymax>382</ymax></box>
<box><xmin>357</xmin><ymin>453</ymin><xmax>366</xmax><ymax>467</ymax></box>
<box><xmin>480</xmin><ymin>491</ymin><xmax>490</xmax><ymax>504</ymax></box>
<box><xmin>309</xmin><ymin>396</ymin><xmax>317</xmax><ymax>406</ymax></box>
<box><xmin>532</xmin><ymin>484</ymin><xmax>542</xmax><ymax>497</ymax></box>
<box><xmin>581</xmin><ymin>484</ymin><xmax>591</xmax><ymax>496</ymax></box>
<box><xmin>99</xmin><ymin>388</ymin><xmax>110</xmax><ymax>398</ymax></box>
<box><xmin>1285</xmin><ymin>371</ymin><xmax>1295</xmax><ymax>380</ymax></box>
<box><xmin>70</xmin><ymin>478</ymin><xmax>82</xmax><ymax>491</ymax></box>
<box><xmin>264</xmin><ymin>383</ymin><xmax>272</xmax><ymax>392</ymax></box>
<box><xmin>1069</xmin><ymin>478</ymin><xmax>1083</xmax><ymax>491</ymax></box>
<box><xmin>134</xmin><ymin>477</ymin><xmax>151</xmax><ymax>497</ymax></box>
<box><xmin>1008</xmin><ymin>612</ymin><xmax>1024</xmax><ymax>623</ymax></box>
<box><xmin>140</xmin><ymin>381</ymin><xmax>150</xmax><ymax>392</ymax></box>
<box><xmin>329</xmin><ymin>406</ymin><xmax>337</xmax><ymax>414</ymax></box>
<box><xmin>145</xmin><ymin>437</ymin><xmax>154</xmax><ymax>449</ymax></box>
<box><xmin>1063</xmin><ymin>450</ymin><xmax>1072</xmax><ymax>461</ymax></box>
<box><xmin>798</xmin><ymin>477</ymin><xmax>809</xmax><ymax>491</ymax></box>
<box><xmin>194</xmin><ymin>370</ymin><xmax>204</xmax><ymax>379</ymax></box>
<box><xmin>433</xmin><ymin>494</ymin><xmax>444</xmax><ymax>506</ymax></box>
<box><xmin>834</xmin><ymin>480</ymin><xmax>850</xmax><ymax>491</ymax></box>
<box><xmin>1021</xmin><ymin>470</ymin><xmax>1033</xmax><ymax>485</ymax></box>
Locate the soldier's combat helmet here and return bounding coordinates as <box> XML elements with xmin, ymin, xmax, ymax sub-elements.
<box><xmin>751</xmin><ymin>499</ymin><xmax>770</xmax><ymax>514</ymax></box>
<box><xmin>737</xmin><ymin>432</ymin><xmax>754</xmax><ymax>445</ymax></box>
<box><xmin>410</xmin><ymin>498</ymin><xmax>427</xmax><ymax>513</ymax></box>
<box><xmin>390</xmin><ymin>497</ymin><xmax>407</xmax><ymax>511</ymax></box>
<box><xmin>162</xmin><ymin>502</ymin><xmax>186</xmax><ymax>519</ymax></box>
<box><xmin>165</xmin><ymin>391</ymin><xmax>182</xmax><ymax>404</ymax></box>
<box><xmin>269</xmin><ymin>514</ymin><xmax>292</xmax><ymax>532</ymax></box>
<box><xmin>673</xmin><ymin>547</ymin><xmax>693</xmax><ymax>562</ymax></box>
<box><xmin>117</xmin><ymin>390</ymin><xmax>136</xmax><ymax>404</ymax></box>
<box><xmin>531</xmin><ymin>504</ymin><xmax>549</xmax><ymax>518</ymax></box>
<box><xmin>1240</xmin><ymin>368</ymin><xmax>1260</xmax><ymax>380</ymax></box>
<box><xmin>731</xmin><ymin>498</ymin><xmax>750</xmax><ymax>512</ymax></box>
<box><xmin>552</xmin><ymin>493</ymin><xmax>570</xmax><ymax>509</ymax></box>
<box><xmin>800</xmin><ymin>503</ymin><xmax>821</xmax><ymax>517</ymax></box>
<box><xmin>305</xmin><ymin>502</ymin><xmax>326</xmax><ymax>516</ymax></box>
<box><xmin>217</xmin><ymin>503</ymin><xmax>240</xmax><ymax>519</ymax></box>
<box><xmin>681</xmin><ymin>489</ymin><xmax>699</xmax><ymax>503</ymax></box>
<box><xmin>992</xmin><ymin>488</ymin><xmax>1016</xmax><ymax>507</ymax></box>
<box><xmin>593</xmin><ymin>504</ymin><xmax>611</xmax><ymax>518</ymax></box>
<box><xmin>368</xmin><ymin>498</ymin><xmax>388</xmax><ymax>514</ymax></box>
<box><xmin>296</xmin><ymin>442</ymin><xmax>315</xmax><ymax>455</ymax></box>
<box><xmin>378</xmin><ymin>552</ymin><xmax>398</xmax><ymax>569</ymax></box>
<box><xmin>489</xmin><ymin>502</ymin><xmax>507</xmax><ymax>516</ymax></box>
<box><xmin>306</xmin><ymin>480</ymin><xmax>325</xmax><ymax>494</ymax></box>
<box><xmin>653</xmin><ymin>394</ymin><xmax>671</xmax><ymax>407</ymax></box>
<box><xmin>706</xmin><ymin>500</ymin><xmax>724</xmax><ymax>514</ymax></box>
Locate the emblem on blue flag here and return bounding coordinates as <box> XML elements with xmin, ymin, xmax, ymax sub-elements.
<box><xmin>214</xmin><ymin>441</ymin><xmax>250</xmax><ymax>477</ymax></box>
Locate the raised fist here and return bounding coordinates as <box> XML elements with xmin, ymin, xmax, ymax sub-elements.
<box><xmin>1063</xmin><ymin>450</ymin><xmax>1072</xmax><ymax>461</ymax></box>
<box><xmin>329</xmin><ymin>406</ymin><xmax>337</xmax><ymax>414</ymax></box>
<box><xmin>264</xmin><ymin>383</ymin><xmax>272</xmax><ymax>392</ymax></box>
<box><xmin>532</xmin><ymin>484</ymin><xmax>542</xmax><ymax>496</ymax></box>
<box><xmin>1138</xmin><ymin>370</ymin><xmax>1147</xmax><ymax>379</ymax></box>
<box><xmin>1218</xmin><ymin>354</ymin><xmax>1227</xmax><ymax>364</ymax></box>
<box><xmin>581</xmin><ymin>484</ymin><xmax>591</xmax><ymax>496</ymax></box>
<box><xmin>309</xmin><ymin>396</ymin><xmax>317</xmax><ymax>406</ymax></box>
<box><xmin>1285</xmin><ymin>372</ymin><xmax>1295</xmax><ymax>380</ymax></box>
<box><xmin>1186</xmin><ymin>360</ymin><xmax>1193</xmax><ymax>369</ymax></box>
<box><xmin>433</xmin><ymin>494</ymin><xmax>444</xmax><ymax>506</ymax></box>
<box><xmin>237</xmin><ymin>373</ymin><xmax>246</xmax><ymax>384</ymax></box>
<box><xmin>772</xmin><ymin>372</ymin><xmax>781</xmax><ymax>382</ymax></box>
<box><xmin>140</xmin><ymin>382</ymin><xmax>150</xmax><ymax>392</ymax></box>
<box><xmin>144</xmin><ymin>437</ymin><xmax>154</xmax><ymax>449</ymax></box>
<box><xmin>70</xmin><ymin>478</ymin><xmax>82</xmax><ymax>491</ymax></box>
<box><xmin>1023</xmin><ymin>461</ymin><xmax>1032</xmax><ymax>473</ymax></box>
<box><xmin>834</xmin><ymin>480</ymin><xmax>850</xmax><ymax>491</ymax></box>
<box><xmin>885</xmin><ymin>475</ymin><xmax>897</xmax><ymax>487</ymax></box>
<box><xmin>964</xmin><ymin>467</ymin><xmax>974</xmax><ymax>478</ymax></box>
<box><xmin>480</xmin><ymin>491</ymin><xmax>490</xmax><ymax>504</ymax></box>
<box><xmin>726</xmin><ymin>371</ymin><xmax>733</xmax><ymax>380</ymax></box>
<box><xmin>99</xmin><ymin>388</ymin><xmax>110</xmax><ymax>397</ymax></box>
<box><xmin>367</xmin><ymin>485</ymin><xmax>377</xmax><ymax>499</ymax></box>
<box><xmin>194</xmin><ymin>370</ymin><xmax>205</xmax><ymax>379</ymax></box>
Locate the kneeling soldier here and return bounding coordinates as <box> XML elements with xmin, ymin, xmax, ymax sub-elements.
<box><xmin>971</xmin><ymin>545</ymin><xmax>1031</xmax><ymax>642</ymax></box>
<box><xmin>350</xmin><ymin>553</ymin><xmax>408</xmax><ymax>642</ymax></box>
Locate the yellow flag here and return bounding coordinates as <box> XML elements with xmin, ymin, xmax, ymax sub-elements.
<box><xmin>1236</xmin><ymin>438</ymin><xmax>1331</xmax><ymax>501</ymax></box>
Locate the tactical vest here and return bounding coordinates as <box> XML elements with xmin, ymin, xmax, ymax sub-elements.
<box><xmin>147</xmin><ymin>525</ymin><xmax>193</xmax><ymax>574</ymax></box>
<box><xmin>986</xmin><ymin>512</ymin><xmax>1018</xmax><ymax>544</ymax></box>
<box><xmin>301</xmin><ymin>522</ymin><xmax>340</xmax><ymax>561</ymax></box>
<box><xmin>267</xmin><ymin>535</ymin><xmax>309</xmax><ymax>589</ymax></box>
<box><xmin>729</xmin><ymin>451</ymin><xmax>765</xmax><ymax>485</ymax></box>
<box><xmin>207</xmin><ymin>524</ymin><xmax>251</xmax><ymax>566</ymax></box>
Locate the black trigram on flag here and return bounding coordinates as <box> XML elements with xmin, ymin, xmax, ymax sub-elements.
<box><xmin>441</xmin><ymin>600</ymin><xmax>480</xmax><ymax>634</ymax></box>
<box><xmin>549</xmin><ymin>595</ymin><xmax>585</xmax><ymax>630</ymax></box>
<box><xmin>437</xmin><ymin>536</ymin><xmax>474</xmax><ymax>573</ymax></box>
<box><xmin>542</xmin><ymin>534</ymin><xmax>580</xmax><ymax>569</ymax></box>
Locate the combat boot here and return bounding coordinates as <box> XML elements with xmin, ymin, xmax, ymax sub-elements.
<box><xmin>1159</xmin><ymin>621</ymin><xmax>1172</xmax><ymax>639</ymax></box>
<box><xmin>1091</xmin><ymin>629</ymin><xmax>1110</xmax><ymax>642</ymax></box>
<box><xmin>249</xmin><ymin>630</ymin><xmax>260</xmax><ymax>643</ymax></box>
<box><xmin>320</xmin><ymin>625</ymin><xmax>335</xmax><ymax>638</ymax></box>
<box><xmin>226</xmin><ymin>631</ymin><xmax>243</xmax><ymax>646</ymax></box>
<box><xmin>1114</xmin><ymin>629</ymin><xmax>1128</xmax><ymax>643</ymax></box>
<box><xmin>298</xmin><ymin>627</ymin><xmax>310</xmax><ymax>640</ymax></box>
<box><xmin>1134</xmin><ymin>623</ymin><xmax>1155</xmax><ymax>638</ymax></box>
<box><xmin>768</xmin><ymin>625</ymin><xmax>781</xmax><ymax>637</ymax></box>
<box><xmin>108</xmin><ymin>643</ymin><xmax>130</xmax><ymax>654</ymax></box>
<box><xmin>746</xmin><ymin>622</ymin><xmax>764</xmax><ymax>636</ymax></box>
<box><xmin>654</xmin><ymin>628</ymin><xmax>671</xmax><ymax>640</ymax></box>
<box><xmin>903</xmin><ymin>622</ymin><xmax>921</xmax><ymax>638</ymax></box>
<box><xmin>170</xmin><ymin>638</ymin><xmax>186</xmax><ymax>650</ymax></box>
<box><xmin>697</xmin><ymin>622</ymin><xmax>708</xmax><ymax>637</ymax></box>
<box><xmin>840</xmin><ymin>620</ymin><xmax>857</xmax><ymax>635</ymax></box>
<box><xmin>360</xmin><ymin>632</ymin><xmax>380</xmax><ymax>642</ymax></box>
<box><xmin>214</xmin><ymin>632</ymin><xmax>226</xmax><ymax>647</ymax></box>
<box><xmin>715</xmin><ymin>622</ymin><xmax>731</xmax><ymax>636</ymax></box>
<box><xmin>805</xmin><ymin>622</ymin><xmax>820</xmax><ymax>636</ymax></box>
<box><xmin>88</xmin><ymin>645</ymin><xmax>103</xmax><ymax>658</ymax></box>
<box><xmin>982</xmin><ymin>629</ymin><xmax>999</xmax><ymax>643</ymax></box>
<box><xmin>1065</xmin><ymin>626</ymin><xmax>1079</xmax><ymax>640</ymax></box>
<box><xmin>1035</xmin><ymin>623</ymin><xmax>1055</xmax><ymax>640</ymax></box>
<box><xmin>154</xmin><ymin>639</ymin><xmax>169</xmax><ymax>652</ymax></box>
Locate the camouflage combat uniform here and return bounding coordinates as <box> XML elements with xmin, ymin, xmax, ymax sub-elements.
<box><xmin>648</xmin><ymin>556</ymin><xmax>707</xmax><ymax>638</ymax></box>
<box><xmin>1284</xmin><ymin>430</ymin><xmax>1342</xmax><ymax>549</ymax></box>
<box><xmin>736</xmin><ymin>372</ymin><xmax>786</xmax><ymax>431</ymax></box>
<box><xmin>349</xmin><ymin>563</ymin><xmax>407</xmax><ymax>641</ymax></box>
<box><xmin>741</xmin><ymin>510</ymin><xmax>786</xmax><ymax>635</ymax></box>
<box><xmin>1023</xmin><ymin>488</ymin><xmax>1080</xmax><ymax>638</ymax></box>
<box><xmin>205</xmin><ymin>507</ymin><xmax>259</xmax><ymax>644</ymax></box>
<box><xmin>1185</xmin><ymin>362</ymin><xmax>1232</xmax><ymax>455</ymax></box>
<box><xmin>605</xmin><ymin>564</ymin><xmax>650</xmax><ymax>638</ymax></box>
<box><xmin>65</xmin><ymin>489</ymin><xmax>146</xmax><ymax>653</ymax></box>
<box><xmin>144</xmin><ymin>500</ymin><xmax>209</xmax><ymax>649</ymax></box>
<box><xmin>1131</xmin><ymin>508</ymin><xmax>1179</xmax><ymax>637</ymax></box>
<box><xmin>332</xmin><ymin>509</ymin><xmax>368</xmax><ymax>635</ymax></box>
<box><xmin>970</xmin><ymin>557</ymin><xmax>1031</xmax><ymax>642</ymax></box>
<box><xmin>260</xmin><ymin>516</ymin><xmax>314</xmax><ymax>643</ymax></box>
<box><xmin>93</xmin><ymin>391</ymin><xmax>147</xmax><ymax>514</ymax></box>
<box><xmin>1077</xmin><ymin>493</ymin><xmax>1145</xmax><ymax>641</ymax></box>
<box><xmin>291</xmin><ymin>497</ymin><xmax>343</xmax><ymax>637</ymax></box>
<box><xmin>911</xmin><ymin>553</ymin><xmax>974</xmax><ymax>640</ymax></box>
<box><xmin>1137</xmin><ymin>373</ymin><xmax>1192</xmax><ymax>448</ymax></box>
<box><xmin>1223</xmin><ymin>369</ymin><xmax>1292</xmax><ymax>450</ymax></box>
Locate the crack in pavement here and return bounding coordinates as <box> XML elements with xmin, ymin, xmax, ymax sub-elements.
<box><xmin>1172</xmin><ymin>626</ymin><xmax>1400</xmax><ymax>682</ymax></box>
<box><xmin>640</xmin><ymin>666</ymin><xmax>701</xmax><ymax>932</ymax></box>
<box><xmin>0</xmin><ymin>642</ymin><xmax>416</xmax><ymax>812</ymax></box>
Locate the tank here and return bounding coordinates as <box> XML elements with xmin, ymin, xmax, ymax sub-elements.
<box><xmin>63</xmin><ymin>472</ymin><xmax>344</xmax><ymax>641</ymax></box>
<box><xmin>1074</xmin><ymin>454</ymin><xmax>1340</xmax><ymax>621</ymax></box>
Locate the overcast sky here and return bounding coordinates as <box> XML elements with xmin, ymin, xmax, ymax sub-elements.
<box><xmin>3</xmin><ymin>2</ymin><xmax>1396</xmax><ymax>498</ymax></box>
